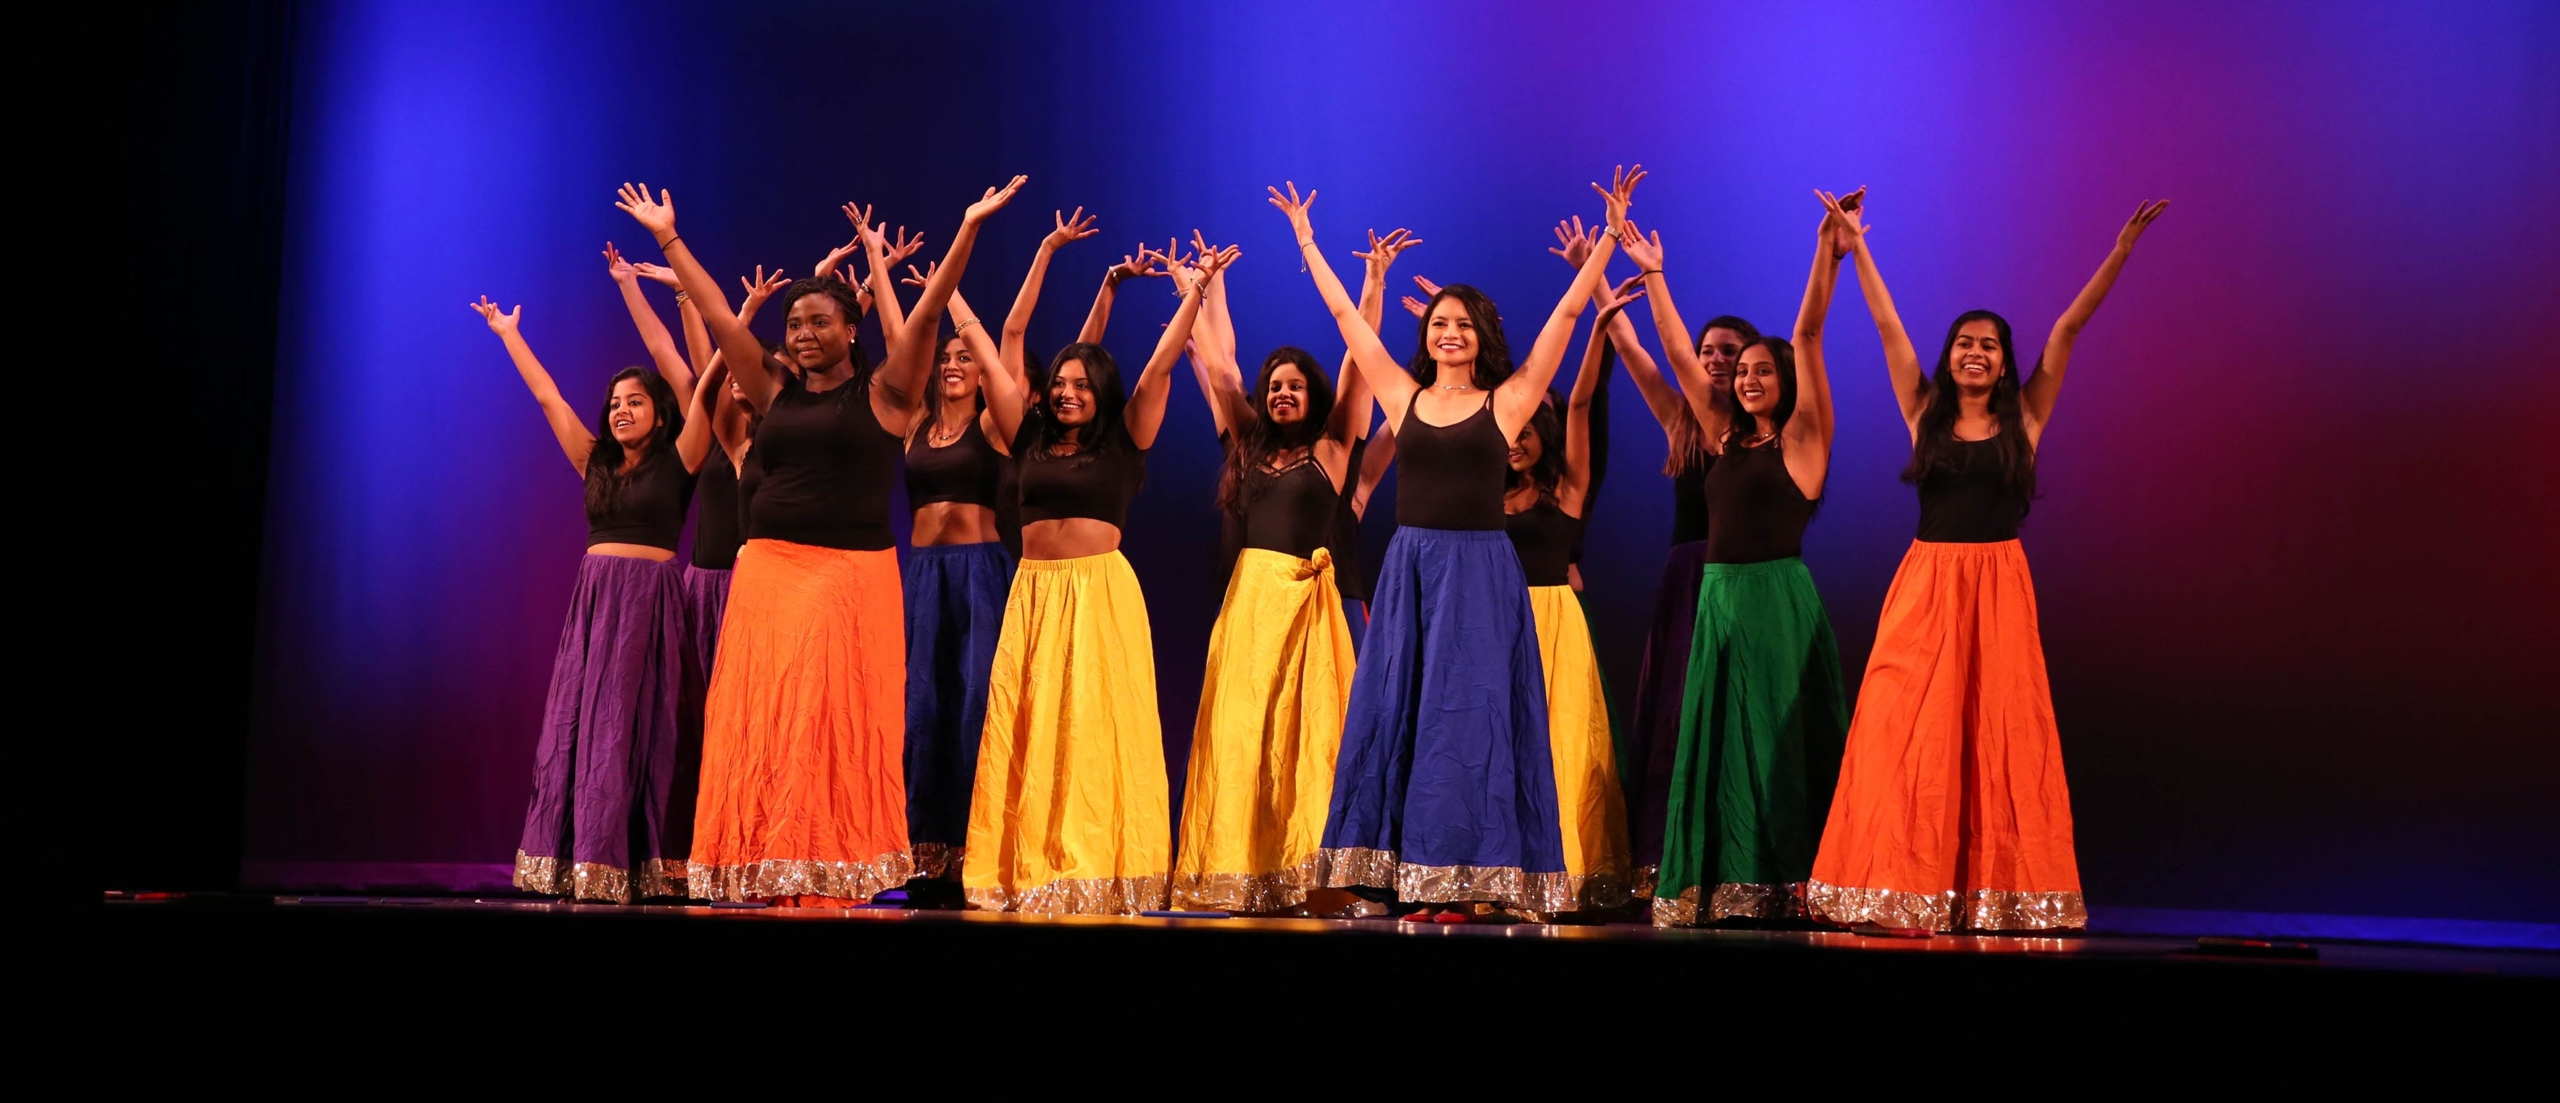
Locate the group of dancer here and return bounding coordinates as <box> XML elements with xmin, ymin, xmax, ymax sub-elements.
<box><xmin>477</xmin><ymin>164</ymin><xmax>2167</xmax><ymax>930</ymax></box>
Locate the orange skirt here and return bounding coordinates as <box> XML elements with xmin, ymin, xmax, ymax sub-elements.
<box><xmin>688</xmin><ymin>539</ymin><xmax>912</xmax><ymax>905</ymax></box>
<box><xmin>1806</xmin><ymin>540</ymin><xmax>2084</xmax><ymax>931</ymax></box>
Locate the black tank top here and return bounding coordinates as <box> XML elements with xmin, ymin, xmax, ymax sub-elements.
<box><xmin>1333</xmin><ymin>435</ymin><xmax>1372</xmax><ymax>601</ymax></box>
<box><xmin>1242</xmin><ymin>453</ymin><xmax>1339</xmax><ymax>559</ymax></box>
<box><xmin>690</xmin><ymin>449</ymin><xmax>740</xmax><ymax>569</ymax></box>
<box><xmin>996</xmin><ymin>455</ymin><xmax>1023</xmax><ymax>557</ymax></box>
<box><xmin>906</xmin><ymin>414</ymin><xmax>1003</xmax><ymax>509</ymax></box>
<box><xmin>1505</xmin><ymin>499</ymin><xmax>1579</xmax><ymax>587</ymax></box>
<box><xmin>585</xmin><ymin>450</ymin><xmax>697</xmax><ymax>552</ymax></box>
<box><xmin>1016</xmin><ymin>420</ymin><xmax>1146</xmax><ymax>531</ymax></box>
<box><xmin>1917</xmin><ymin>436</ymin><xmax>2025</xmax><ymax>542</ymax></box>
<box><xmin>735</xmin><ymin>442</ymin><xmax>763</xmax><ymax>547</ymax></box>
<box><xmin>750</xmin><ymin>373</ymin><xmax>901</xmax><ymax>550</ymax></box>
<box><xmin>1394</xmin><ymin>396</ymin><xmax>1506</xmax><ymax>531</ymax></box>
<box><xmin>1670</xmin><ymin>454</ymin><xmax>1714</xmax><ymax>545</ymax></box>
<box><xmin>1703</xmin><ymin>440</ymin><xmax>1812</xmax><ymax>564</ymax></box>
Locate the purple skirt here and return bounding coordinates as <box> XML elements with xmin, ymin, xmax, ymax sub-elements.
<box><xmin>513</xmin><ymin>553</ymin><xmax>691</xmax><ymax>904</ymax></box>
<box><xmin>667</xmin><ymin>565</ymin><xmax>730</xmax><ymax>878</ymax></box>
<box><xmin>1626</xmin><ymin>539</ymin><xmax>1710</xmax><ymax>894</ymax></box>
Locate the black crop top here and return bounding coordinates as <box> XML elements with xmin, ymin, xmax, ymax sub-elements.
<box><xmin>1015</xmin><ymin>420</ymin><xmax>1146</xmax><ymax>531</ymax></box>
<box><xmin>1916</xmin><ymin>436</ymin><xmax>2025</xmax><ymax>543</ymax></box>
<box><xmin>906</xmin><ymin>415</ymin><xmax>1004</xmax><ymax>510</ymax></box>
<box><xmin>1505</xmin><ymin>499</ymin><xmax>1580</xmax><ymax>587</ymax></box>
<box><xmin>749</xmin><ymin>374</ymin><xmax>901</xmax><ymax>551</ymax></box>
<box><xmin>1394</xmin><ymin>397</ymin><xmax>1507</xmax><ymax>531</ymax></box>
<box><xmin>1670</xmin><ymin>454</ymin><xmax>1714</xmax><ymax>545</ymax></box>
<box><xmin>586</xmin><ymin>450</ymin><xmax>698</xmax><ymax>552</ymax></box>
<box><xmin>1703</xmin><ymin>440</ymin><xmax>1813</xmax><ymax>564</ymax></box>
<box><xmin>691</xmin><ymin>449</ymin><xmax>740</xmax><ymax>570</ymax></box>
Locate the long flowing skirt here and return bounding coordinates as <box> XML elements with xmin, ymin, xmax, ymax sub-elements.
<box><xmin>1625</xmin><ymin>539</ymin><xmax>1710</xmax><ymax>895</ymax></box>
<box><xmin>1532</xmin><ymin>585</ymin><xmax>1634</xmax><ymax>909</ymax></box>
<box><xmin>1655</xmin><ymin>556</ymin><xmax>1850</xmax><ymax>926</ymax></box>
<box><xmin>1315</xmin><ymin>527</ymin><xmax>1569</xmax><ymax>909</ymax></box>
<box><xmin>514</xmin><ymin>553</ymin><xmax>691</xmax><ymax>904</ymax></box>
<box><xmin>1173</xmin><ymin>548</ymin><xmax>1358</xmax><ymax>911</ymax></box>
<box><xmin>666</xmin><ymin>564</ymin><xmax>730</xmax><ymax>885</ymax></box>
<box><xmin>963</xmin><ymin>551</ymin><xmax>1170</xmax><ymax>914</ymax></box>
<box><xmin>689</xmin><ymin>539</ymin><xmax>912</xmax><ymax>904</ymax></box>
<box><xmin>1806</xmin><ymin>540</ymin><xmax>2085</xmax><ymax>931</ymax></box>
<box><xmin>902</xmin><ymin>542</ymin><xmax>1014</xmax><ymax>879</ymax></box>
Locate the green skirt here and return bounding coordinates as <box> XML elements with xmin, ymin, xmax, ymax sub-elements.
<box><xmin>1654</xmin><ymin>557</ymin><xmax>1849</xmax><ymax>927</ymax></box>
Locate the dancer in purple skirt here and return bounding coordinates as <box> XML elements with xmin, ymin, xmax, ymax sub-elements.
<box><xmin>472</xmin><ymin>290</ymin><xmax>716</xmax><ymax>904</ymax></box>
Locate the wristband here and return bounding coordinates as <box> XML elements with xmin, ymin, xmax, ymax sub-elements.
<box><xmin>657</xmin><ymin>234</ymin><xmax>683</xmax><ymax>252</ymax></box>
<box><xmin>1640</xmin><ymin>268</ymin><xmax>1663</xmax><ymax>278</ymax></box>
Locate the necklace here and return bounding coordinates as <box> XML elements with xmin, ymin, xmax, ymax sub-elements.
<box><xmin>929</xmin><ymin>418</ymin><xmax>968</xmax><ymax>446</ymax></box>
<box><xmin>1433</xmin><ymin>382</ymin><xmax>1474</xmax><ymax>392</ymax></box>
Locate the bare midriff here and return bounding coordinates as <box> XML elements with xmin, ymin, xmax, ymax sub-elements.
<box><xmin>911</xmin><ymin>501</ymin><xmax>1002</xmax><ymax>547</ymax></box>
<box><xmin>586</xmin><ymin>542</ymin><xmax>676</xmax><ymax>562</ymax></box>
<box><xmin>1021</xmin><ymin>517</ymin><xmax>1122</xmax><ymax>561</ymax></box>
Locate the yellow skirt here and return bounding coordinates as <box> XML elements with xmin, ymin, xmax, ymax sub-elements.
<box><xmin>1172</xmin><ymin>548</ymin><xmax>1357</xmax><ymax>911</ymax></box>
<box><xmin>962</xmin><ymin>550</ymin><xmax>1170</xmax><ymax>914</ymax></box>
<box><xmin>1529</xmin><ymin>584</ymin><xmax>1632</xmax><ymax>908</ymax></box>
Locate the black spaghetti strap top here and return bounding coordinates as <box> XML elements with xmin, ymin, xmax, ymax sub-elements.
<box><xmin>1332</xmin><ymin>434</ymin><xmax>1372</xmax><ymax>601</ymax></box>
<box><xmin>1702</xmin><ymin>440</ymin><xmax>1812</xmax><ymax>564</ymax></box>
<box><xmin>1504</xmin><ymin>499</ymin><xmax>1579</xmax><ymax>587</ymax></box>
<box><xmin>905</xmin><ymin>415</ymin><xmax>1003</xmax><ymax>510</ymax></box>
<box><xmin>1670</xmin><ymin>454</ymin><xmax>1714</xmax><ymax>545</ymax></box>
<box><xmin>585</xmin><ymin>450</ymin><xmax>697</xmax><ymax>552</ymax></box>
<box><xmin>690</xmin><ymin>449</ymin><xmax>740</xmax><ymax>569</ymax></box>
<box><xmin>1016</xmin><ymin>420</ymin><xmax>1146</xmax><ymax>531</ymax></box>
<box><xmin>1242</xmin><ymin>453</ymin><xmax>1340</xmax><ymax>560</ymax></box>
<box><xmin>1394</xmin><ymin>396</ymin><xmax>1506</xmax><ymax>531</ymax></box>
<box><xmin>750</xmin><ymin>373</ymin><xmax>901</xmax><ymax>550</ymax></box>
<box><xmin>1916</xmin><ymin>436</ymin><xmax>2025</xmax><ymax>542</ymax></box>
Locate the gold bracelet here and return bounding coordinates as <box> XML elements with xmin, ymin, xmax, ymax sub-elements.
<box><xmin>954</xmin><ymin>318</ymin><xmax>981</xmax><ymax>334</ymax></box>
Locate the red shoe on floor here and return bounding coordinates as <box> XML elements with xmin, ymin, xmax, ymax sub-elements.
<box><xmin>1432</xmin><ymin>908</ymin><xmax>1469</xmax><ymax>924</ymax></box>
<box><xmin>1400</xmin><ymin>908</ymin><xmax>1436</xmax><ymax>923</ymax></box>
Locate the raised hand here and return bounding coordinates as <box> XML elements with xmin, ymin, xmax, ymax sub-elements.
<box><xmin>631</xmin><ymin>261</ymin><xmax>684</xmax><ymax>289</ymax></box>
<box><xmin>1265</xmin><ymin>180</ymin><xmax>1318</xmax><ymax>244</ymax></box>
<box><xmin>1354</xmin><ymin>227</ymin><xmax>1422</xmax><ymax>273</ymax></box>
<box><xmin>1047</xmin><ymin>206</ymin><xmax>1099</xmax><ymax>250</ymax></box>
<box><xmin>1549</xmin><ymin>216</ymin><xmax>1605</xmax><ymax>268</ymax></box>
<box><xmin>1190</xmin><ymin>242</ymin><xmax>1241</xmax><ymax>287</ymax></box>
<box><xmin>1619</xmin><ymin>218</ymin><xmax>1665</xmax><ymax>271</ymax></box>
<box><xmin>614</xmin><ymin>182</ymin><xmax>677</xmax><ymax>237</ymax></box>
<box><xmin>901</xmin><ymin>261</ymin><xmax>941</xmax><ymax>288</ymax></box>
<box><xmin>817</xmin><ymin>237</ymin><xmax>863</xmax><ymax>280</ymax></box>
<box><xmin>1595</xmin><ymin>275</ymin><xmax>1647</xmax><ymax>321</ymax></box>
<box><xmin>965</xmin><ymin>175</ymin><xmax>1029</xmax><ymax>224</ymax></box>
<box><xmin>1814</xmin><ymin>189</ymin><xmax>1870</xmax><ymax>259</ymax></box>
<box><xmin>470</xmin><ymin>295</ymin><xmax>523</xmax><ymax>335</ymax></box>
<box><xmin>841</xmin><ymin>201</ymin><xmax>875</xmax><ymax>235</ymax></box>
<box><xmin>1107</xmin><ymin>246</ymin><xmax>1158</xmax><ymax>284</ymax></box>
<box><xmin>1591</xmin><ymin>163</ymin><xmax>1645</xmax><ymax>234</ymax></box>
<box><xmin>739</xmin><ymin>265</ymin><xmax>791</xmax><ymax>313</ymax></box>
<box><xmin>885</xmin><ymin>226</ymin><xmax>927</xmax><ymax>268</ymax></box>
<box><xmin>603</xmin><ymin>242</ymin><xmax>639</xmax><ymax>283</ymax></box>
<box><xmin>1401</xmin><ymin>294</ymin><xmax>1429</xmax><ymax>319</ymax></box>
<box><xmin>2116</xmin><ymin>199</ymin><xmax>2171</xmax><ymax>252</ymax></box>
<box><xmin>1411</xmin><ymin>274</ymin><xmax>1443</xmax><ymax>300</ymax></box>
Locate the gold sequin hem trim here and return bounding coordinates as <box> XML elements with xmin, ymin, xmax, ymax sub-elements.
<box><xmin>1313</xmin><ymin>846</ymin><xmax>1578</xmax><ymax>911</ymax></box>
<box><xmin>1632</xmin><ymin>864</ymin><xmax>1659</xmax><ymax>899</ymax></box>
<box><xmin>1649</xmin><ymin>882</ymin><xmax>1808</xmax><ymax>927</ymax></box>
<box><xmin>686</xmin><ymin>851</ymin><xmax>915</xmax><ymax>904</ymax></box>
<box><xmin>1803</xmin><ymin>880</ymin><xmax>2088</xmax><ymax>932</ymax></box>
<box><xmin>1169</xmin><ymin>857</ymin><xmax>1319</xmax><ymax>913</ymax></box>
<box><xmin>512</xmin><ymin>850</ymin><xmax>639</xmax><ymax>904</ymax></box>
<box><xmin>965</xmin><ymin>873</ymin><xmax>1169</xmax><ymax>916</ymax></box>
<box><xmin>911</xmin><ymin>842</ymin><xmax>964</xmax><ymax>881</ymax></box>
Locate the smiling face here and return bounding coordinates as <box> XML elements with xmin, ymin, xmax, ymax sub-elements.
<box><xmin>1264</xmin><ymin>363</ymin><xmax>1311</xmax><ymax>426</ymax></box>
<box><xmin>1734</xmin><ymin>344</ymin><xmax>1782</xmax><ymax>418</ymax></box>
<box><xmin>936</xmin><ymin>337</ymin><xmax>982</xmax><ymax>403</ymax></box>
<box><xmin>1949</xmin><ymin>318</ymin><xmax>2006</xmax><ymax>393</ymax></box>
<box><xmin>1048</xmin><ymin>358</ymin><xmax>1096</xmax><ymax>427</ymax></box>
<box><xmin>784</xmin><ymin>293</ymin><xmax>854</xmax><ymax>371</ymax></box>
<box><xmin>1700</xmin><ymin>325</ymin><xmax>1749</xmax><ymax>399</ymax></box>
<box><xmin>608</xmin><ymin>377</ymin><xmax>657</xmax><ymax>448</ymax></box>
<box><xmin>1508</xmin><ymin>419</ymin><xmax>1544</xmax><ymax>473</ymax></box>
<box><xmin>1426</xmin><ymin>297</ymin><xmax>1478</xmax><ymax>373</ymax></box>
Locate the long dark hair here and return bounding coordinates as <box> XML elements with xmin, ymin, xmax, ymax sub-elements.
<box><xmin>1408</xmin><ymin>284</ymin><xmax>1512</xmax><ymax>391</ymax></box>
<box><xmin>1505</xmin><ymin>395</ymin><xmax>1567</xmax><ymax>505</ymax></box>
<box><xmin>1671</xmin><ymin>314</ymin><xmax>1761</xmax><ymax>475</ymax></box>
<box><xmin>1728</xmin><ymin>336</ymin><xmax>1799</xmax><ymax>442</ymax></box>
<box><xmin>583</xmin><ymin>366</ymin><xmax>683</xmax><ymax>517</ymax></box>
<box><xmin>923</xmin><ymin>333</ymin><xmax>987</xmax><ymax>433</ymax></box>
<box><xmin>1217</xmin><ymin>347</ymin><xmax>1338</xmax><ymax>516</ymax></box>
<box><xmin>778</xmin><ymin>276</ymin><xmax>872</xmax><ymax>382</ymax></box>
<box><xmin>1027</xmin><ymin>341</ymin><xmax>1127</xmax><ymax>459</ymax></box>
<box><xmin>1901</xmin><ymin>309</ymin><xmax>2036</xmax><ymax>511</ymax></box>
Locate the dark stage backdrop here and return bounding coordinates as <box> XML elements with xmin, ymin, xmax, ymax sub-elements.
<box><xmin>242</xmin><ymin>0</ymin><xmax>2560</xmax><ymax>926</ymax></box>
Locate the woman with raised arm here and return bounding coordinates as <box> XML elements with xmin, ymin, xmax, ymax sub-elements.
<box><xmin>960</xmin><ymin>243</ymin><xmax>1228</xmax><ymax>916</ymax></box>
<box><xmin>615</xmin><ymin>177</ymin><xmax>1021</xmax><ymax>906</ymax></box>
<box><xmin>1272</xmin><ymin>168</ymin><xmax>1629</xmax><ymax>922</ymax></box>
<box><xmin>471</xmin><ymin>295</ymin><xmax>715</xmax><ymax>903</ymax></box>
<box><xmin>1502</xmin><ymin>279</ymin><xmax>1648</xmax><ymax>915</ymax></box>
<box><xmin>1807</xmin><ymin>198</ymin><xmax>2168</xmax><ymax>933</ymax></box>
<box><xmin>1167</xmin><ymin>229</ymin><xmax>1412</xmax><ymax>915</ymax></box>
<box><xmin>1620</xmin><ymin>193</ymin><xmax>1855</xmax><ymax>927</ymax></box>
<box><xmin>985</xmin><ymin>211</ymin><xmax>1100</xmax><ymax>560</ymax></box>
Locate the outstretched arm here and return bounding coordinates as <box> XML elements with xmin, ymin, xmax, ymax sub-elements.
<box><xmin>1126</xmin><ymin>245</ymin><xmax>1231</xmax><ymax>449</ymax></box>
<box><xmin>947</xmin><ymin>290</ymin><xmax>1024</xmax><ymax>454</ymax></box>
<box><xmin>1004</xmin><ymin>207</ymin><xmax>1098</xmax><ymax>387</ymax></box>
<box><xmin>1562</xmin><ymin>280</ymin><xmax>1644</xmax><ymax>513</ymax></box>
<box><xmin>1270</xmin><ymin>182</ymin><xmax>1422</xmax><ymax>433</ymax></box>
<box><xmin>1334</xmin><ymin>228</ymin><xmax>1417</xmax><ymax>447</ymax></box>
<box><xmin>1779</xmin><ymin>190</ymin><xmax>1859</xmax><ymax>499</ymax></box>
<box><xmin>1618</xmin><ymin>217</ymin><xmax>1732</xmax><ymax>453</ymax></box>
<box><xmin>879</xmin><ymin>177</ymin><xmax>1026</xmax><ymax>425</ymax></box>
<box><xmin>1351</xmin><ymin>426</ymin><xmax>1397</xmax><ymax>518</ymax></box>
<box><xmin>1555</xmin><ymin>217</ymin><xmax>1685</xmax><ymax>444</ymax></box>
<box><xmin>2021</xmin><ymin>199</ymin><xmax>2170</xmax><ymax>438</ymax></box>
<box><xmin>675</xmin><ymin>350</ymin><xmax>721</xmax><ymax>475</ymax></box>
<box><xmin>1836</xmin><ymin>209</ymin><xmax>1926</xmax><ymax>439</ymax></box>
<box><xmin>615</xmin><ymin>182</ymin><xmax>790</xmax><ymax>411</ymax></box>
<box><xmin>1494</xmin><ymin>165</ymin><xmax>1637</xmax><ymax>435</ymax></box>
<box><xmin>471</xmin><ymin>298</ymin><xmax>594</xmax><ymax>477</ymax></box>
<box><xmin>1080</xmin><ymin>245</ymin><xmax>1162</xmax><ymax>344</ymax></box>
<box><xmin>605</xmin><ymin>243</ymin><xmax>694</xmax><ymax>397</ymax></box>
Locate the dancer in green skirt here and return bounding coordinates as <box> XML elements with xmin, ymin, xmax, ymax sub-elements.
<box><xmin>1620</xmin><ymin>187</ymin><xmax>1857</xmax><ymax>926</ymax></box>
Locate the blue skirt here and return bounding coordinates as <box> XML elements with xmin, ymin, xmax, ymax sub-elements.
<box><xmin>1315</xmin><ymin>527</ymin><xmax>1570</xmax><ymax>908</ymax></box>
<box><xmin>903</xmin><ymin>541</ymin><xmax>1015</xmax><ymax>879</ymax></box>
